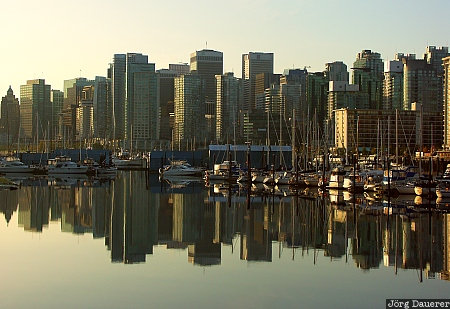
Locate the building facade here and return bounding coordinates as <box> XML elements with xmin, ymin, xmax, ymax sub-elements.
<box><xmin>242</xmin><ymin>52</ymin><xmax>274</xmax><ymax>111</ymax></box>
<box><xmin>1</xmin><ymin>86</ymin><xmax>20</xmax><ymax>145</ymax></box>
<box><xmin>19</xmin><ymin>79</ymin><xmax>51</xmax><ymax>141</ymax></box>
<box><xmin>173</xmin><ymin>74</ymin><xmax>205</xmax><ymax>150</ymax></box>
<box><xmin>352</xmin><ymin>50</ymin><xmax>384</xmax><ymax>110</ymax></box>
<box><xmin>443</xmin><ymin>56</ymin><xmax>450</xmax><ymax>149</ymax></box>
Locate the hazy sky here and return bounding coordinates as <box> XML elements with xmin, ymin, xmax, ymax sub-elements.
<box><xmin>1</xmin><ymin>0</ymin><xmax>449</xmax><ymax>96</ymax></box>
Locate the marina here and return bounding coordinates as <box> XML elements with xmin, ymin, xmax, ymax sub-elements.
<box><xmin>0</xmin><ymin>168</ymin><xmax>449</xmax><ymax>308</ymax></box>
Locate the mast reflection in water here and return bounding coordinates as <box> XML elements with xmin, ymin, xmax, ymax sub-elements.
<box><xmin>1</xmin><ymin>171</ymin><xmax>449</xmax><ymax>282</ymax></box>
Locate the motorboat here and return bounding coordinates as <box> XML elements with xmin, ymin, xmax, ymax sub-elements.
<box><xmin>112</xmin><ymin>151</ymin><xmax>147</xmax><ymax>170</ymax></box>
<box><xmin>47</xmin><ymin>156</ymin><xmax>89</xmax><ymax>174</ymax></box>
<box><xmin>159</xmin><ymin>160</ymin><xmax>203</xmax><ymax>177</ymax></box>
<box><xmin>0</xmin><ymin>158</ymin><xmax>35</xmax><ymax>174</ymax></box>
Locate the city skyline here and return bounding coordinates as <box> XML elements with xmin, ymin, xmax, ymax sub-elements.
<box><xmin>2</xmin><ymin>0</ymin><xmax>450</xmax><ymax>93</ymax></box>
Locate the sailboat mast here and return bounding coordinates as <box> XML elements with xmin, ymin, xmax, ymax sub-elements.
<box><xmin>396</xmin><ymin>109</ymin><xmax>399</xmax><ymax>166</ymax></box>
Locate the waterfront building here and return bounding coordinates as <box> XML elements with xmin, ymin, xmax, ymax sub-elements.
<box><xmin>325</xmin><ymin>61</ymin><xmax>349</xmax><ymax>82</ymax></box>
<box><xmin>19</xmin><ymin>79</ymin><xmax>51</xmax><ymax>141</ymax></box>
<box><xmin>334</xmin><ymin>107</ymin><xmax>443</xmax><ymax>154</ymax></box>
<box><xmin>352</xmin><ymin>50</ymin><xmax>384</xmax><ymax>110</ymax></box>
<box><xmin>242</xmin><ymin>52</ymin><xmax>274</xmax><ymax>111</ymax></box>
<box><xmin>190</xmin><ymin>49</ymin><xmax>223</xmax><ymax>143</ymax></box>
<box><xmin>173</xmin><ymin>74</ymin><xmax>205</xmax><ymax>150</ymax></box>
<box><xmin>0</xmin><ymin>86</ymin><xmax>20</xmax><ymax>145</ymax></box>
<box><xmin>444</xmin><ymin>56</ymin><xmax>450</xmax><ymax>149</ymax></box>
<box><xmin>215</xmin><ymin>72</ymin><xmax>242</xmax><ymax>143</ymax></box>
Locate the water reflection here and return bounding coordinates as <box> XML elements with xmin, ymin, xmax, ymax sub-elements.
<box><xmin>1</xmin><ymin>171</ymin><xmax>450</xmax><ymax>282</ymax></box>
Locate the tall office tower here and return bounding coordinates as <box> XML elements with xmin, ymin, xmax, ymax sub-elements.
<box><xmin>306</xmin><ymin>72</ymin><xmax>329</xmax><ymax>128</ymax></box>
<box><xmin>424</xmin><ymin>46</ymin><xmax>450</xmax><ymax>112</ymax></box>
<box><xmin>173</xmin><ymin>74</ymin><xmax>204</xmax><ymax>150</ymax></box>
<box><xmin>383</xmin><ymin>60</ymin><xmax>403</xmax><ymax>110</ymax></box>
<box><xmin>352</xmin><ymin>50</ymin><xmax>384</xmax><ymax>109</ymax></box>
<box><xmin>443</xmin><ymin>56</ymin><xmax>450</xmax><ymax>149</ymax></box>
<box><xmin>111</xmin><ymin>53</ymin><xmax>159</xmax><ymax>149</ymax></box>
<box><xmin>92</xmin><ymin>76</ymin><xmax>111</xmax><ymax>141</ymax></box>
<box><xmin>50</xmin><ymin>89</ymin><xmax>63</xmax><ymax>141</ymax></box>
<box><xmin>402</xmin><ymin>58</ymin><xmax>440</xmax><ymax>112</ymax></box>
<box><xmin>327</xmin><ymin>81</ymin><xmax>368</xmax><ymax>120</ymax></box>
<box><xmin>280</xmin><ymin>69</ymin><xmax>307</xmax><ymax>119</ymax></box>
<box><xmin>190</xmin><ymin>49</ymin><xmax>223</xmax><ymax>143</ymax></box>
<box><xmin>325</xmin><ymin>61</ymin><xmax>349</xmax><ymax>82</ymax></box>
<box><xmin>76</xmin><ymin>85</ymin><xmax>94</xmax><ymax>141</ymax></box>
<box><xmin>169</xmin><ymin>63</ymin><xmax>190</xmax><ymax>75</ymax></box>
<box><xmin>215</xmin><ymin>72</ymin><xmax>242</xmax><ymax>143</ymax></box>
<box><xmin>63</xmin><ymin>77</ymin><xmax>94</xmax><ymax>142</ymax></box>
<box><xmin>110</xmin><ymin>54</ymin><xmax>126</xmax><ymax>141</ymax></box>
<box><xmin>20</xmin><ymin>79</ymin><xmax>51</xmax><ymax>140</ymax></box>
<box><xmin>255</xmin><ymin>73</ymin><xmax>280</xmax><ymax>109</ymax></box>
<box><xmin>157</xmin><ymin>69</ymin><xmax>178</xmax><ymax>143</ymax></box>
<box><xmin>1</xmin><ymin>86</ymin><xmax>20</xmax><ymax>144</ymax></box>
<box><xmin>242</xmin><ymin>52</ymin><xmax>274</xmax><ymax>111</ymax></box>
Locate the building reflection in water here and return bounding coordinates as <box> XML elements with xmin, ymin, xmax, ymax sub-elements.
<box><xmin>4</xmin><ymin>171</ymin><xmax>450</xmax><ymax>281</ymax></box>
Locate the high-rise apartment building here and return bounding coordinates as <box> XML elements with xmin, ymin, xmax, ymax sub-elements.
<box><xmin>383</xmin><ymin>60</ymin><xmax>403</xmax><ymax>110</ymax></box>
<box><xmin>0</xmin><ymin>86</ymin><xmax>20</xmax><ymax>144</ymax></box>
<box><xmin>242</xmin><ymin>52</ymin><xmax>274</xmax><ymax>111</ymax></box>
<box><xmin>76</xmin><ymin>85</ymin><xmax>94</xmax><ymax>141</ymax></box>
<box><xmin>402</xmin><ymin>58</ymin><xmax>440</xmax><ymax>112</ymax></box>
<box><xmin>173</xmin><ymin>74</ymin><xmax>205</xmax><ymax>150</ymax></box>
<box><xmin>328</xmin><ymin>81</ymin><xmax>368</xmax><ymax>120</ymax></box>
<box><xmin>352</xmin><ymin>50</ymin><xmax>384</xmax><ymax>110</ymax></box>
<box><xmin>443</xmin><ymin>56</ymin><xmax>450</xmax><ymax>149</ymax></box>
<box><xmin>325</xmin><ymin>61</ymin><xmax>349</xmax><ymax>82</ymax></box>
<box><xmin>19</xmin><ymin>79</ymin><xmax>51</xmax><ymax>140</ymax></box>
<box><xmin>215</xmin><ymin>72</ymin><xmax>241</xmax><ymax>143</ymax></box>
<box><xmin>306</xmin><ymin>72</ymin><xmax>329</xmax><ymax>128</ymax></box>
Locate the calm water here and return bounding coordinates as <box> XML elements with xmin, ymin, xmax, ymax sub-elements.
<box><xmin>0</xmin><ymin>171</ymin><xmax>449</xmax><ymax>308</ymax></box>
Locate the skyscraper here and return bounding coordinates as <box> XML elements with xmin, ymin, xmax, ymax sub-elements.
<box><xmin>215</xmin><ymin>72</ymin><xmax>241</xmax><ymax>143</ymax></box>
<box><xmin>242</xmin><ymin>52</ymin><xmax>274</xmax><ymax>111</ymax></box>
<box><xmin>352</xmin><ymin>50</ymin><xmax>384</xmax><ymax>110</ymax></box>
<box><xmin>157</xmin><ymin>69</ymin><xmax>178</xmax><ymax>143</ymax></box>
<box><xmin>190</xmin><ymin>49</ymin><xmax>223</xmax><ymax>142</ymax></box>
<box><xmin>1</xmin><ymin>86</ymin><xmax>20</xmax><ymax>145</ymax></box>
<box><xmin>92</xmin><ymin>76</ymin><xmax>111</xmax><ymax>141</ymax></box>
<box><xmin>173</xmin><ymin>74</ymin><xmax>204</xmax><ymax>150</ymax></box>
<box><xmin>50</xmin><ymin>89</ymin><xmax>63</xmax><ymax>142</ymax></box>
<box><xmin>383</xmin><ymin>59</ymin><xmax>403</xmax><ymax>110</ymax></box>
<box><xmin>111</xmin><ymin>53</ymin><xmax>159</xmax><ymax>149</ymax></box>
<box><xmin>19</xmin><ymin>79</ymin><xmax>51</xmax><ymax>141</ymax></box>
<box><xmin>402</xmin><ymin>58</ymin><xmax>440</xmax><ymax>112</ymax></box>
<box><xmin>325</xmin><ymin>61</ymin><xmax>349</xmax><ymax>82</ymax></box>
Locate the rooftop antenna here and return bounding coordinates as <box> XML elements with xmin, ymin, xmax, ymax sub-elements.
<box><xmin>206</xmin><ymin>41</ymin><xmax>208</xmax><ymax>49</ymax></box>
<box><xmin>79</xmin><ymin>69</ymin><xmax>82</xmax><ymax>77</ymax></box>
